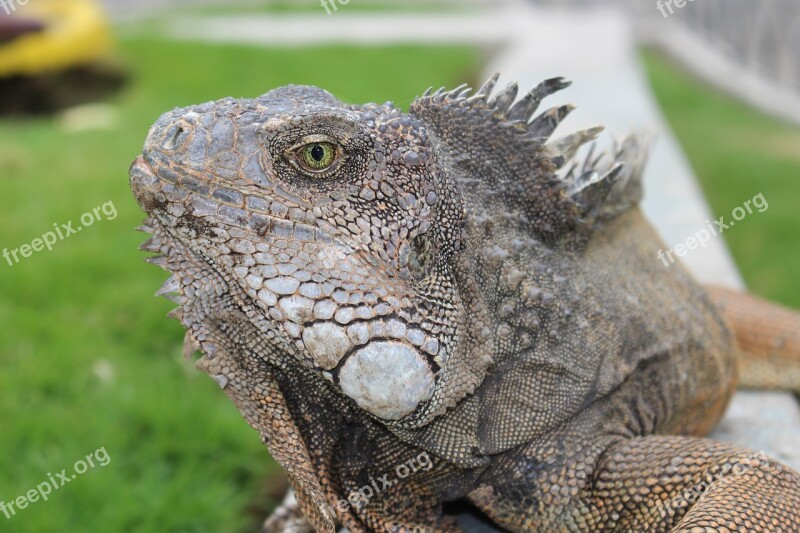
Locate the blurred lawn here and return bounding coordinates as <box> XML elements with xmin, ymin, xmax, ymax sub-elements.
<box><xmin>642</xmin><ymin>49</ymin><xmax>800</xmax><ymax>309</ymax></box>
<box><xmin>182</xmin><ymin>1</ymin><xmax>466</xmax><ymax>15</ymax></box>
<box><xmin>0</xmin><ymin>38</ymin><xmax>479</xmax><ymax>532</ymax></box>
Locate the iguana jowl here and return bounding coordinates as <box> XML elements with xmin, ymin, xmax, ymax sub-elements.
<box><xmin>130</xmin><ymin>76</ymin><xmax>800</xmax><ymax>532</ymax></box>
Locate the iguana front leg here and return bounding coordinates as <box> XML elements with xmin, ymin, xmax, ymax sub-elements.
<box><xmin>582</xmin><ymin>436</ymin><xmax>800</xmax><ymax>531</ymax></box>
<box><xmin>263</xmin><ymin>490</ymin><xmax>314</xmax><ymax>533</ymax></box>
<box><xmin>471</xmin><ymin>434</ymin><xmax>799</xmax><ymax>531</ymax></box>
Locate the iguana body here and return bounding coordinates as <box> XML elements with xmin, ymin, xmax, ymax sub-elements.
<box><xmin>130</xmin><ymin>77</ymin><xmax>800</xmax><ymax>532</ymax></box>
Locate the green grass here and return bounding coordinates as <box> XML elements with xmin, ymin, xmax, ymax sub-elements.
<box><xmin>121</xmin><ymin>1</ymin><xmax>468</xmax><ymax>40</ymax></box>
<box><xmin>641</xmin><ymin>49</ymin><xmax>800</xmax><ymax>308</ymax></box>
<box><xmin>181</xmin><ymin>0</ymin><xmax>466</xmax><ymax>15</ymax></box>
<box><xmin>0</xmin><ymin>39</ymin><xmax>479</xmax><ymax>532</ymax></box>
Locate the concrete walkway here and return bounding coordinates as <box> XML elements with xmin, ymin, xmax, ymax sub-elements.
<box><xmin>149</xmin><ymin>2</ymin><xmax>800</xmax><ymax>470</ymax></box>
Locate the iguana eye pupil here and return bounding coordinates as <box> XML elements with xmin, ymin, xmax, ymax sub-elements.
<box><xmin>299</xmin><ymin>141</ymin><xmax>337</xmax><ymax>171</ymax></box>
<box><xmin>310</xmin><ymin>144</ymin><xmax>325</xmax><ymax>161</ymax></box>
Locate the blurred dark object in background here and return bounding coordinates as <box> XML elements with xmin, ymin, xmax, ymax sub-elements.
<box><xmin>0</xmin><ymin>0</ymin><xmax>126</xmax><ymax>116</ymax></box>
<box><xmin>0</xmin><ymin>13</ymin><xmax>45</xmax><ymax>43</ymax></box>
<box><xmin>0</xmin><ymin>64</ymin><xmax>126</xmax><ymax>116</ymax></box>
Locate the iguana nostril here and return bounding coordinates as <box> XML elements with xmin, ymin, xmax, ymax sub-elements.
<box><xmin>163</xmin><ymin>123</ymin><xmax>190</xmax><ymax>151</ymax></box>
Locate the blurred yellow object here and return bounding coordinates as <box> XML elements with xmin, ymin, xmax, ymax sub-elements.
<box><xmin>0</xmin><ymin>0</ymin><xmax>112</xmax><ymax>77</ymax></box>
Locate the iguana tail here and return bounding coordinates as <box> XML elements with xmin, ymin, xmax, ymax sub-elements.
<box><xmin>706</xmin><ymin>285</ymin><xmax>800</xmax><ymax>392</ymax></box>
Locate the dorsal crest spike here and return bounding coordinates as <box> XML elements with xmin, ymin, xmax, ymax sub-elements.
<box><xmin>448</xmin><ymin>83</ymin><xmax>469</xmax><ymax>97</ymax></box>
<box><xmin>489</xmin><ymin>82</ymin><xmax>519</xmax><ymax>113</ymax></box>
<box><xmin>529</xmin><ymin>104</ymin><xmax>576</xmax><ymax>139</ymax></box>
<box><xmin>571</xmin><ymin>162</ymin><xmax>625</xmax><ymax>218</ymax></box>
<box><xmin>476</xmin><ymin>73</ymin><xmax>500</xmax><ymax>97</ymax></box>
<box><xmin>549</xmin><ymin>126</ymin><xmax>605</xmax><ymax>166</ymax></box>
<box><xmin>508</xmin><ymin>77</ymin><xmax>572</xmax><ymax>122</ymax></box>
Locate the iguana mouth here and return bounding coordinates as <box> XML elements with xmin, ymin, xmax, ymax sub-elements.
<box><xmin>129</xmin><ymin>155</ymin><xmax>161</xmax><ymax>212</ymax></box>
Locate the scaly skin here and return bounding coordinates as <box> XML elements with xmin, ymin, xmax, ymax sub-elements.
<box><xmin>130</xmin><ymin>77</ymin><xmax>800</xmax><ymax>532</ymax></box>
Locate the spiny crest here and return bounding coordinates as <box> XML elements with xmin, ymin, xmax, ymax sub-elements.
<box><xmin>411</xmin><ymin>74</ymin><xmax>647</xmax><ymax>238</ymax></box>
<box><xmin>419</xmin><ymin>73</ymin><xmax>577</xmax><ymax>144</ymax></box>
<box><xmin>563</xmin><ymin>134</ymin><xmax>647</xmax><ymax>220</ymax></box>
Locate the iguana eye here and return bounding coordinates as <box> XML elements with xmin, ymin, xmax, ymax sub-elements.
<box><xmin>298</xmin><ymin>141</ymin><xmax>337</xmax><ymax>172</ymax></box>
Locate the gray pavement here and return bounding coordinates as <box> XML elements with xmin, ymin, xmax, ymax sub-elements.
<box><xmin>142</xmin><ymin>1</ymin><xmax>800</xmax><ymax>469</ymax></box>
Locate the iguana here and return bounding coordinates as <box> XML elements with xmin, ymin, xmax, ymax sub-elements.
<box><xmin>130</xmin><ymin>76</ymin><xmax>800</xmax><ymax>532</ymax></box>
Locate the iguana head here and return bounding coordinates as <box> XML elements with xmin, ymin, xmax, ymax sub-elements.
<box><xmin>131</xmin><ymin>78</ymin><xmax>642</xmax><ymax>428</ymax></box>
<box><xmin>131</xmin><ymin>85</ymin><xmax>494</xmax><ymax>425</ymax></box>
